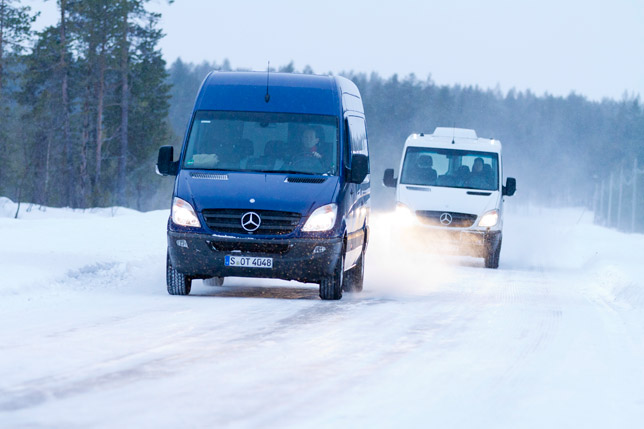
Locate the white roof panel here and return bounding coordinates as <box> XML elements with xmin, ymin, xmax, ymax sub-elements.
<box><xmin>433</xmin><ymin>127</ymin><xmax>478</xmax><ymax>139</ymax></box>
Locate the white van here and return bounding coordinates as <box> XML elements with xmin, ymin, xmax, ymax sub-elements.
<box><xmin>383</xmin><ymin>127</ymin><xmax>516</xmax><ymax>268</ymax></box>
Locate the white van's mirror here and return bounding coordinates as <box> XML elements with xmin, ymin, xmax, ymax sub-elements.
<box><xmin>383</xmin><ymin>168</ymin><xmax>397</xmax><ymax>188</ymax></box>
<box><xmin>503</xmin><ymin>177</ymin><xmax>516</xmax><ymax>196</ymax></box>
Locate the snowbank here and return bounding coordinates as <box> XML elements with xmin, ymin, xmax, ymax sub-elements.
<box><xmin>0</xmin><ymin>200</ymin><xmax>168</xmax><ymax>296</ymax></box>
<box><xmin>0</xmin><ymin>196</ymin><xmax>141</xmax><ymax>220</ymax></box>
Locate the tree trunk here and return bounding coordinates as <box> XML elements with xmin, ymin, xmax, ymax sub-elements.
<box><xmin>94</xmin><ymin>46</ymin><xmax>105</xmax><ymax>193</ymax></box>
<box><xmin>79</xmin><ymin>84</ymin><xmax>92</xmax><ymax>208</ymax></box>
<box><xmin>117</xmin><ymin>7</ymin><xmax>129</xmax><ymax>206</ymax></box>
<box><xmin>59</xmin><ymin>0</ymin><xmax>72</xmax><ymax>206</ymax></box>
<box><xmin>43</xmin><ymin>131</ymin><xmax>52</xmax><ymax>205</ymax></box>
<box><xmin>0</xmin><ymin>0</ymin><xmax>6</xmax><ymax>99</ymax></box>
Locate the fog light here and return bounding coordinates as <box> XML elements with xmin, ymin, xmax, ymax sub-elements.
<box><xmin>313</xmin><ymin>246</ymin><xmax>326</xmax><ymax>254</ymax></box>
<box><xmin>176</xmin><ymin>239</ymin><xmax>188</xmax><ymax>248</ymax></box>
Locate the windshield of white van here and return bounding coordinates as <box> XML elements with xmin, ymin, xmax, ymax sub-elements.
<box><xmin>400</xmin><ymin>147</ymin><xmax>499</xmax><ymax>191</ymax></box>
<box><xmin>183</xmin><ymin>111</ymin><xmax>339</xmax><ymax>175</ymax></box>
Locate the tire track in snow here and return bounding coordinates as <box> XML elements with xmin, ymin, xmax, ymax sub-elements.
<box><xmin>0</xmin><ymin>279</ymin><xmax>386</xmax><ymax>413</ymax></box>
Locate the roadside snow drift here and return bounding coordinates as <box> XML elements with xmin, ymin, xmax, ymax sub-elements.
<box><xmin>1</xmin><ymin>198</ymin><xmax>643</xmax><ymax>428</ymax></box>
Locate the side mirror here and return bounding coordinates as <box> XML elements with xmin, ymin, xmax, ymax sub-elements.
<box><xmin>383</xmin><ymin>168</ymin><xmax>397</xmax><ymax>188</ymax></box>
<box><xmin>502</xmin><ymin>177</ymin><xmax>516</xmax><ymax>196</ymax></box>
<box><xmin>348</xmin><ymin>154</ymin><xmax>369</xmax><ymax>184</ymax></box>
<box><xmin>157</xmin><ymin>146</ymin><xmax>178</xmax><ymax>176</ymax></box>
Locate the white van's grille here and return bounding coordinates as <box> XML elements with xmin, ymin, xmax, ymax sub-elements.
<box><xmin>415</xmin><ymin>211</ymin><xmax>477</xmax><ymax>228</ymax></box>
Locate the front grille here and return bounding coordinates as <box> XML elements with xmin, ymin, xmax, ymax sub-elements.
<box><xmin>415</xmin><ymin>210</ymin><xmax>477</xmax><ymax>228</ymax></box>
<box><xmin>209</xmin><ymin>241</ymin><xmax>290</xmax><ymax>254</ymax></box>
<box><xmin>202</xmin><ymin>209</ymin><xmax>301</xmax><ymax>235</ymax></box>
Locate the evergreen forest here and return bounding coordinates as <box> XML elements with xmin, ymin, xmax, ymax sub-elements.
<box><xmin>1</xmin><ymin>1</ymin><xmax>643</xmax><ymax>229</ymax></box>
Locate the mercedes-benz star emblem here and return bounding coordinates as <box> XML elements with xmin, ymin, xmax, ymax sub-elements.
<box><xmin>241</xmin><ymin>212</ymin><xmax>261</xmax><ymax>232</ymax></box>
<box><xmin>439</xmin><ymin>212</ymin><xmax>453</xmax><ymax>226</ymax></box>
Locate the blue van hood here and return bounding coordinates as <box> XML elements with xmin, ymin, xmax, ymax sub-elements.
<box><xmin>177</xmin><ymin>170</ymin><xmax>340</xmax><ymax>215</ymax></box>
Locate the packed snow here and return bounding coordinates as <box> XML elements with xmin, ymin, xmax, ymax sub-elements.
<box><xmin>1</xmin><ymin>197</ymin><xmax>643</xmax><ymax>428</ymax></box>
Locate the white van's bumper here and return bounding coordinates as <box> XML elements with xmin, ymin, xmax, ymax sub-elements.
<box><xmin>394</xmin><ymin>224</ymin><xmax>500</xmax><ymax>257</ymax></box>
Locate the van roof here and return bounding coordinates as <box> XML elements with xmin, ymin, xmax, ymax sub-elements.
<box><xmin>194</xmin><ymin>72</ymin><xmax>361</xmax><ymax>116</ymax></box>
<box><xmin>404</xmin><ymin>127</ymin><xmax>502</xmax><ymax>153</ymax></box>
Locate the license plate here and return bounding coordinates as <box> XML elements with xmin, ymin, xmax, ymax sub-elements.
<box><xmin>225</xmin><ymin>255</ymin><xmax>273</xmax><ymax>269</ymax></box>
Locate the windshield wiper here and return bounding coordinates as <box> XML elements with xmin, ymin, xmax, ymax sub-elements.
<box><xmin>257</xmin><ymin>169</ymin><xmax>319</xmax><ymax>175</ymax></box>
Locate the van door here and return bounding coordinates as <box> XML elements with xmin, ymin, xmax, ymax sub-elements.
<box><xmin>344</xmin><ymin>115</ymin><xmax>370</xmax><ymax>267</ymax></box>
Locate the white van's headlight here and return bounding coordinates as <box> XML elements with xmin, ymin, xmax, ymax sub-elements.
<box><xmin>478</xmin><ymin>209</ymin><xmax>499</xmax><ymax>227</ymax></box>
<box><xmin>395</xmin><ymin>202</ymin><xmax>416</xmax><ymax>224</ymax></box>
<box><xmin>303</xmin><ymin>204</ymin><xmax>337</xmax><ymax>232</ymax></box>
<box><xmin>172</xmin><ymin>197</ymin><xmax>201</xmax><ymax>228</ymax></box>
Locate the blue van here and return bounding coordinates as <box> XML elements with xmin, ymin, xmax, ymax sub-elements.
<box><xmin>157</xmin><ymin>72</ymin><xmax>370</xmax><ymax>300</ymax></box>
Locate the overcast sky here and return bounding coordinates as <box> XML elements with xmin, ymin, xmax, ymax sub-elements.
<box><xmin>27</xmin><ymin>0</ymin><xmax>643</xmax><ymax>101</ymax></box>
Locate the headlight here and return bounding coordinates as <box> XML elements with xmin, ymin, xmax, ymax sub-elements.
<box><xmin>172</xmin><ymin>197</ymin><xmax>201</xmax><ymax>228</ymax></box>
<box><xmin>478</xmin><ymin>209</ymin><xmax>499</xmax><ymax>227</ymax></box>
<box><xmin>395</xmin><ymin>202</ymin><xmax>416</xmax><ymax>224</ymax></box>
<box><xmin>303</xmin><ymin>203</ymin><xmax>337</xmax><ymax>232</ymax></box>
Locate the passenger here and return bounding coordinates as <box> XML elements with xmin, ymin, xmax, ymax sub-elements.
<box><xmin>482</xmin><ymin>163</ymin><xmax>495</xmax><ymax>189</ymax></box>
<box><xmin>473</xmin><ymin>158</ymin><xmax>482</xmax><ymax>172</ymax></box>
<box><xmin>455</xmin><ymin>165</ymin><xmax>470</xmax><ymax>186</ymax></box>
<box><xmin>265</xmin><ymin>140</ymin><xmax>286</xmax><ymax>169</ymax></box>
<box><xmin>465</xmin><ymin>157</ymin><xmax>488</xmax><ymax>188</ymax></box>
<box><xmin>232</xmin><ymin>138</ymin><xmax>254</xmax><ymax>168</ymax></box>
<box><xmin>416</xmin><ymin>155</ymin><xmax>437</xmax><ymax>184</ymax></box>
<box><xmin>246</xmin><ymin>140</ymin><xmax>284</xmax><ymax>170</ymax></box>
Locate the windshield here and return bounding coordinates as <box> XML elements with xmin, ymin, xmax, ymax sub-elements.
<box><xmin>183</xmin><ymin>111</ymin><xmax>339</xmax><ymax>175</ymax></box>
<box><xmin>400</xmin><ymin>147</ymin><xmax>499</xmax><ymax>191</ymax></box>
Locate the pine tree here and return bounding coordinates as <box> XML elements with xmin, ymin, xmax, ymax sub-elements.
<box><xmin>11</xmin><ymin>0</ymin><xmax>172</xmax><ymax>208</ymax></box>
<box><xmin>126</xmin><ymin>10</ymin><xmax>172</xmax><ymax>209</ymax></box>
<box><xmin>0</xmin><ymin>0</ymin><xmax>37</xmax><ymax>200</ymax></box>
<box><xmin>0</xmin><ymin>0</ymin><xmax>36</xmax><ymax>98</ymax></box>
<box><xmin>19</xmin><ymin>26</ymin><xmax>63</xmax><ymax>205</ymax></box>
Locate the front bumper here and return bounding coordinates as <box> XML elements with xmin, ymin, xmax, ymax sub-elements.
<box><xmin>168</xmin><ymin>231</ymin><xmax>343</xmax><ymax>283</ymax></box>
<box><xmin>395</xmin><ymin>225</ymin><xmax>501</xmax><ymax>257</ymax></box>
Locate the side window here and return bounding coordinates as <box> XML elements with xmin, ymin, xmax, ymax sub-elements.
<box><xmin>346</xmin><ymin>116</ymin><xmax>368</xmax><ymax>157</ymax></box>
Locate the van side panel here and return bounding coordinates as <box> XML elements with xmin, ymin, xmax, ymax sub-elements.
<box><xmin>336</xmin><ymin>76</ymin><xmax>370</xmax><ymax>268</ymax></box>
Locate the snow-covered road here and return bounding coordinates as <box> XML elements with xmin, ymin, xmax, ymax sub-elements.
<box><xmin>1</xmin><ymin>200</ymin><xmax>643</xmax><ymax>428</ymax></box>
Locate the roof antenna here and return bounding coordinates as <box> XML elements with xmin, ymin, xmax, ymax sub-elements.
<box><xmin>451</xmin><ymin>122</ymin><xmax>456</xmax><ymax>144</ymax></box>
<box><xmin>265</xmin><ymin>61</ymin><xmax>271</xmax><ymax>103</ymax></box>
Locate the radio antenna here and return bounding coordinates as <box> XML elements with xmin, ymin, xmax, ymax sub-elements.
<box><xmin>452</xmin><ymin>122</ymin><xmax>456</xmax><ymax>144</ymax></box>
<box><xmin>265</xmin><ymin>61</ymin><xmax>271</xmax><ymax>103</ymax></box>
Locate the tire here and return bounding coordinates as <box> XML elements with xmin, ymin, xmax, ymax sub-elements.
<box><xmin>167</xmin><ymin>253</ymin><xmax>192</xmax><ymax>295</ymax></box>
<box><xmin>484</xmin><ymin>238</ymin><xmax>502</xmax><ymax>269</ymax></box>
<box><xmin>343</xmin><ymin>251</ymin><xmax>364</xmax><ymax>293</ymax></box>
<box><xmin>319</xmin><ymin>251</ymin><xmax>344</xmax><ymax>300</ymax></box>
<box><xmin>203</xmin><ymin>277</ymin><xmax>224</xmax><ymax>287</ymax></box>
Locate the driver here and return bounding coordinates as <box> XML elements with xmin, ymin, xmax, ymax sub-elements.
<box><xmin>288</xmin><ymin>126</ymin><xmax>327</xmax><ymax>171</ymax></box>
<box><xmin>299</xmin><ymin>126</ymin><xmax>322</xmax><ymax>159</ymax></box>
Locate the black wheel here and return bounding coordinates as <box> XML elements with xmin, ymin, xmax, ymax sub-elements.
<box><xmin>166</xmin><ymin>253</ymin><xmax>191</xmax><ymax>295</ymax></box>
<box><xmin>203</xmin><ymin>277</ymin><xmax>224</xmax><ymax>286</ymax></box>
<box><xmin>343</xmin><ymin>251</ymin><xmax>364</xmax><ymax>293</ymax></box>
<box><xmin>319</xmin><ymin>251</ymin><xmax>344</xmax><ymax>300</ymax></box>
<box><xmin>484</xmin><ymin>238</ymin><xmax>502</xmax><ymax>269</ymax></box>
